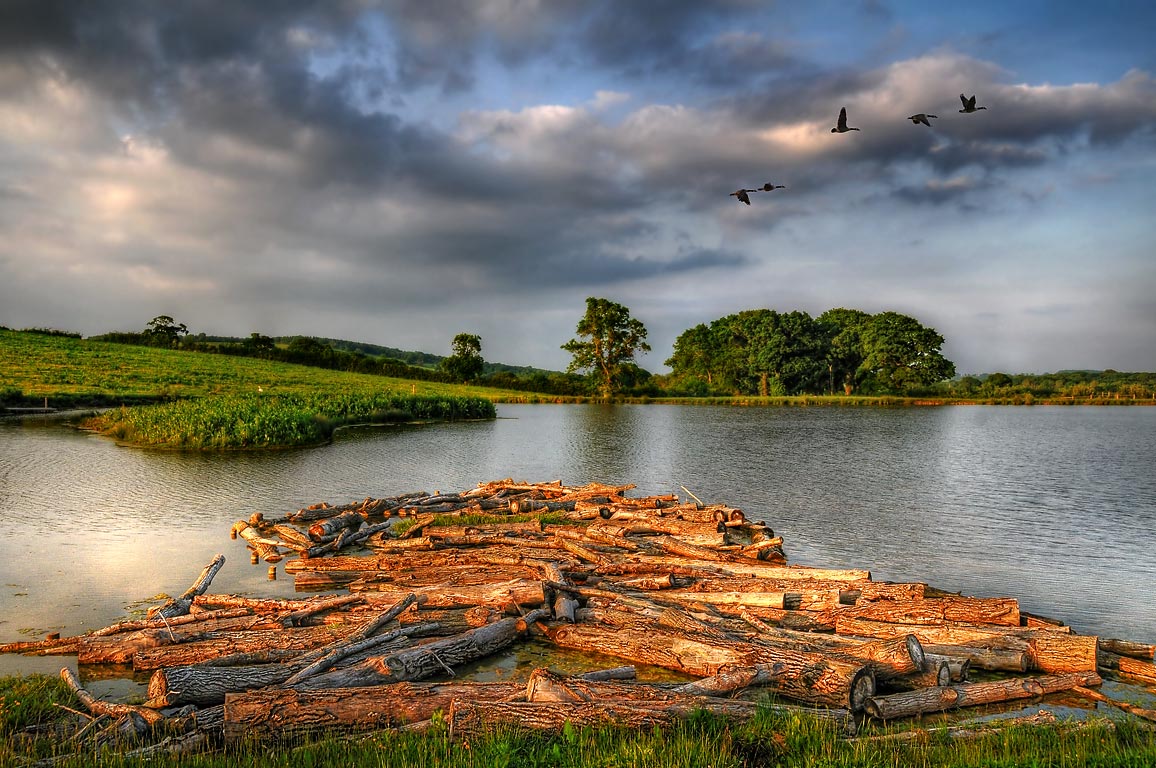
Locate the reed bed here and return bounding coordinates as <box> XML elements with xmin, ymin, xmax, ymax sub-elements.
<box><xmin>86</xmin><ymin>391</ymin><xmax>496</xmax><ymax>449</ymax></box>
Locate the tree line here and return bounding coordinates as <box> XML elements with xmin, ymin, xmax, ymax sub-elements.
<box><xmin>63</xmin><ymin>306</ymin><xmax>1156</xmax><ymax>402</ymax></box>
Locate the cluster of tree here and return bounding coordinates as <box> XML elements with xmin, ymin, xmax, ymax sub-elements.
<box><xmin>663</xmin><ymin>308</ymin><xmax>956</xmax><ymax>397</ymax></box>
<box><xmin>933</xmin><ymin>370</ymin><xmax>1156</xmax><ymax>402</ymax></box>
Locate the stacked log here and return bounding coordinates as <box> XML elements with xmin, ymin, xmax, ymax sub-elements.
<box><xmin>3</xmin><ymin>477</ymin><xmax>1153</xmax><ymax>754</ymax></box>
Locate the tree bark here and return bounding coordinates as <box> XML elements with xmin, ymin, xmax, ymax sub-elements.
<box><xmin>841</xmin><ymin>596</ymin><xmax>1020</xmax><ymax>627</ymax></box>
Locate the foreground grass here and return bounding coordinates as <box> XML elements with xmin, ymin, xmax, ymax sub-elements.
<box><xmin>3</xmin><ymin>675</ymin><xmax>1155</xmax><ymax>768</ymax></box>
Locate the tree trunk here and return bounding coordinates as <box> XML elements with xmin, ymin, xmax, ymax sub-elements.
<box><xmin>346</xmin><ymin>578</ymin><xmax>546</xmax><ymax>611</ymax></box>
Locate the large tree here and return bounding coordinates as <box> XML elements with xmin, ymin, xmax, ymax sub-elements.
<box><xmin>144</xmin><ymin>315</ymin><xmax>188</xmax><ymax>347</ymax></box>
<box><xmin>562</xmin><ymin>298</ymin><xmax>651</xmax><ymax>397</ymax></box>
<box><xmin>859</xmin><ymin>311</ymin><xmax>955</xmax><ymax>392</ymax></box>
<box><xmin>818</xmin><ymin>308</ymin><xmax>871</xmax><ymax>395</ymax></box>
<box><xmin>441</xmin><ymin>333</ymin><xmax>484</xmax><ymax>383</ymax></box>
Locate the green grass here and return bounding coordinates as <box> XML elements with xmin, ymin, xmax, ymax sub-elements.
<box><xmin>0</xmin><ymin>329</ymin><xmax>538</xmax><ymax>406</ymax></box>
<box><xmin>3</xmin><ymin>674</ymin><xmax>1155</xmax><ymax>767</ymax></box>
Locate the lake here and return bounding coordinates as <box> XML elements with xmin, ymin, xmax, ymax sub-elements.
<box><xmin>2</xmin><ymin>403</ymin><xmax>1154</xmax><ymax>687</ymax></box>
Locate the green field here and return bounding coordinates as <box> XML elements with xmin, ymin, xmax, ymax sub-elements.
<box><xmin>0</xmin><ymin>330</ymin><xmax>540</xmax><ymax>448</ymax></box>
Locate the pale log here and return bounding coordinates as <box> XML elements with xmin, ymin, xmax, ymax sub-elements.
<box><xmin>233</xmin><ymin>522</ymin><xmax>283</xmax><ymax>563</ymax></box>
<box><xmin>924</xmin><ymin>653</ymin><xmax>970</xmax><ymax>682</ymax></box>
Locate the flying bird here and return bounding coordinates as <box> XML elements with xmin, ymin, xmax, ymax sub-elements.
<box><xmin>729</xmin><ymin>188</ymin><xmax>758</xmax><ymax>205</ymax></box>
<box><xmin>760</xmin><ymin>182</ymin><xmax>787</xmax><ymax>191</ymax></box>
<box><xmin>831</xmin><ymin>106</ymin><xmax>860</xmax><ymax>133</ymax></box>
<box><xmin>959</xmin><ymin>94</ymin><xmax>987</xmax><ymax>113</ymax></box>
<box><xmin>908</xmin><ymin>113</ymin><xmax>938</xmax><ymax>127</ymax></box>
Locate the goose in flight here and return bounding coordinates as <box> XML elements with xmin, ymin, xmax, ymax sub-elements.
<box><xmin>959</xmin><ymin>94</ymin><xmax>987</xmax><ymax>113</ymax></box>
<box><xmin>908</xmin><ymin>113</ymin><xmax>937</xmax><ymax>127</ymax></box>
<box><xmin>761</xmin><ymin>182</ymin><xmax>786</xmax><ymax>191</ymax></box>
<box><xmin>831</xmin><ymin>106</ymin><xmax>860</xmax><ymax>133</ymax></box>
<box><xmin>729</xmin><ymin>188</ymin><xmax>757</xmax><ymax>205</ymax></box>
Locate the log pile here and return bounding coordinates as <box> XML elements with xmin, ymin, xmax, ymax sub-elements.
<box><xmin>3</xmin><ymin>478</ymin><xmax>1154</xmax><ymax>756</ymax></box>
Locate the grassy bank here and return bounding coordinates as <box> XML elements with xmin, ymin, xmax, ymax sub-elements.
<box><xmin>3</xmin><ymin>674</ymin><xmax>1154</xmax><ymax>767</ymax></box>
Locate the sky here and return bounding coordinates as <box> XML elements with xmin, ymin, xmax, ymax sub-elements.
<box><xmin>1</xmin><ymin>1</ymin><xmax>1154</xmax><ymax>376</ymax></box>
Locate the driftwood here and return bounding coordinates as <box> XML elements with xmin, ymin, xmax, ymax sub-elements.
<box><xmin>7</xmin><ymin>478</ymin><xmax>1154</xmax><ymax>752</ymax></box>
<box><xmin>148</xmin><ymin>554</ymin><xmax>227</xmax><ymax>619</ymax></box>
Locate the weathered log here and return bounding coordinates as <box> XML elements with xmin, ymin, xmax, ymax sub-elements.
<box><xmin>841</xmin><ymin>596</ymin><xmax>1020</xmax><ymax>627</ymax></box>
<box><xmin>223</xmin><ymin>682</ymin><xmax>525</xmax><ymax>743</ymax></box>
<box><xmin>1073</xmin><ymin>685</ymin><xmax>1156</xmax><ymax>724</ymax></box>
<box><xmin>921</xmin><ymin>643</ymin><xmax>1028</xmax><ymax>673</ymax></box>
<box><xmin>1099</xmin><ymin>637</ymin><xmax>1156</xmax><ymax>661</ymax></box>
<box><xmin>544</xmin><ymin>622</ymin><xmax>874</xmax><ymax>711</ymax></box>
<box><xmin>62</xmin><ymin>668</ymin><xmax>165</xmax><ymax>727</ymax></box>
<box><xmin>1112</xmin><ymin>655</ymin><xmax>1156</xmax><ymax>685</ymax></box>
<box><xmin>835</xmin><ymin>617</ymin><xmax>1096</xmax><ymax>673</ymax></box>
<box><xmin>882</xmin><ymin>659</ymin><xmax>951</xmax><ymax>691</ymax></box>
<box><xmin>553</xmin><ymin>593</ymin><xmax>578</xmax><ymax>623</ymax></box>
<box><xmin>132</xmin><ymin>625</ymin><xmax>353</xmax><ymax>670</ymax></box>
<box><xmin>149</xmin><ymin>554</ymin><xmax>228</xmax><ymax>619</ymax></box>
<box><xmin>865</xmin><ymin>671</ymin><xmax>1102</xmax><ymax>720</ymax></box>
<box><xmin>233</xmin><ymin>521</ymin><xmax>283</xmax><ymax>563</ymax></box>
<box><xmin>924</xmin><ymin>653</ymin><xmax>970</xmax><ymax>682</ymax></box>
<box><xmin>298</xmin><ymin>610</ymin><xmax>548</xmax><ymax>690</ymax></box>
<box><xmin>447</xmin><ymin>698</ymin><xmax>760</xmax><ymax>739</ymax></box>
<box><xmin>147</xmin><ymin>663</ymin><xmax>301</xmax><ymax>708</ymax></box>
<box><xmin>281</xmin><ymin>595</ymin><xmax>419</xmax><ymax>685</ymax></box>
<box><xmin>347</xmin><ymin>579</ymin><xmax>545</xmax><ymax>611</ymax></box>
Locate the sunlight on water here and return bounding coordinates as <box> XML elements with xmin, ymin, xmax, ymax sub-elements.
<box><xmin>1</xmin><ymin>405</ymin><xmax>1154</xmax><ymax>681</ymax></box>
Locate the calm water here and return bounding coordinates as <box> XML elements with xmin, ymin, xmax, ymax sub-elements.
<box><xmin>2</xmin><ymin>404</ymin><xmax>1155</xmax><ymax>683</ymax></box>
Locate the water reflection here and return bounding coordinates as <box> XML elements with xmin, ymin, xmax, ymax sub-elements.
<box><xmin>2</xmin><ymin>405</ymin><xmax>1155</xmax><ymax>682</ymax></box>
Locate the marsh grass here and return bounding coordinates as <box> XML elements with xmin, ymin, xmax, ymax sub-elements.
<box><xmin>85</xmin><ymin>391</ymin><xmax>497</xmax><ymax>449</ymax></box>
<box><xmin>5</xmin><ymin>674</ymin><xmax>1155</xmax><ymax>768</ymax></box>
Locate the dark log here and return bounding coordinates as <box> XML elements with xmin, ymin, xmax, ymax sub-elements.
<box><xmin>297</xmin><ymin>610</ymin><xmax>548</xmax><ymax>690</ymax></box>
<box><xmin>865</xmin><ymin>671</ymin><xmax>1101</xmax><ymax>720</ymax></box>
<box><xmin>924</xmin><ymin>653</ymin><xmax>970</xmax><ymax>682</ymax></box>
